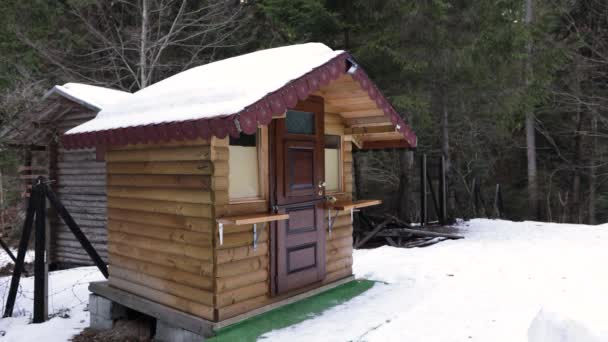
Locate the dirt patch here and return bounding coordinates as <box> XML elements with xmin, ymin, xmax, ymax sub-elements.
<box><xmin>72</xmin><ymin>318</ymin><xmax>153</xmax><ymax>342</ymax></box>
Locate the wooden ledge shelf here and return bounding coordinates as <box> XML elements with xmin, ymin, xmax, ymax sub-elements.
<box><xmin>216</xmin><ymin>213</ymin><xmax>289</xmax><ymax>250</ymax></box>
<box><xmin>217</xmin><ymin>213</ymin><xmax>289</xmax><ymax>226</ymax></box>
<box><xmin>325</xmin><ymin>199</ymin><xmax>381</xmax><ymax>236</ymax></box>
<box><xmin>326</xmin><ymin>199</ymin><xmax>382</xmax><ymax>211</ymax></box>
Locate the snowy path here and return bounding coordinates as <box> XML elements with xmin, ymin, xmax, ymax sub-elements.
<box><xmin>1</xmin><ymin>219</ymin><xmax>608</xmax><ymax>341</ymax></box>
<box><xmin>263</xmin><ymin>219</ymin><xmax>608</xmax><ymax>341</ymax></box>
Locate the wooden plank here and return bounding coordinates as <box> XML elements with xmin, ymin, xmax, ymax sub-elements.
<box><xmin>326</xmin><ymin>235</ymin><xmax>353</xmax><ymax>251</ymax></box>
<box><xmin>108</xmin><ymin>231</ymin><xmax>212</xmax><ymax>261</ymax></box>
<box><xmin>57</xmin><ymin>186</ymin><xmax>106</xmax><ymax>195</ymax></box>
<box><xmin>107</xmin><ymin>161</ymin><xmax>212</xmax><ymax>175</ymax></box>
<box><xmin>345</xmin><ymin>125</ymin><xmax>396</xmax><ymax>135</ymax></box>
<box><xmin>216</xmin><ymin>256</ymin><xmax>268</xmax><ymax>278</ymax></box>
<box><xmin>106</xmin><ymin>146</ymin><xmax>211</xmax><ymax>162</ymax></box>
<box><xmin>110</xmin><ymin>266</ymin><xmax>214</xmax><ymax>307</ymax></box>
<box><xmin>322</xmin><ymin>267</ymin><xmax>353</xmax><ymax>285</ymax></box>
<box><xmin>217</xmin><ymin>213</ymin><xmax>289</xmax><ymax>226</ymax></box>
<box><xmin>107</xmin><ymin>186</ymin><xmax>212</xmax><ymax>204</ymax></box>
<box><xmin>108</xmin><ymin>174</ymin><xmax>211</xmax><ymax>190</ymax></box>
<box><xmin>216</xmin><ymin>281</ymin><xmax>268</xmax><ymax>308</ymax></box>
<box><xmin>109</xmin><ymin>276</ymin><xmax>214</xmax><ymax>320</ymax></box>
<box><xmin>215</xmin><ymin>270</ymin><xmax>268</xmax><ymax>293</ymax></box>
<box><xmin>327</xmin><ymin>224</ymin><xmax>352</xmax><ymax>240</ymax></box>
<box><xmin>327</xmin><ymin>256</ymin><xmax>353</xmax><ymax>273</ymax></box>
<box><xmin>109</xmin><ymin>242</ymin><xmax>213</xmax><ymax>276</ymax></box>
<box><xmin>107</xmin><ymin>208</ymin><xmax>213</xmax><ymax>233</ymax></box>
<box><xmin>327</xmin><ymin>199</ymin><xmax>381</xmax><ymax>211</ymax></box>
<box><xmin>216</xmin><ymin>294</ymin><xmax>269</xmax><ymax>321</ymax></box>
<box><xmin>107</xmin><ymin>197</ymin><xmax>212</xmax><ymax>218</ymax></box>
<box><xmin>108</xmin><ymin>219</ymin><xmax>211</xmax><ymax>247</ymax></box>
<box><xmin>339</xmin><ymin>109</ymin><xmax>384</xmax><ymax>118</ymax></box>
<box><xmin>219</xmin><ymin>229</ymin><xmax>268</xmax><ymax>250</ymax></box>
<box><xmin>217</xmin><ymin>243</ymin><xmax>268</xmax><ymax>265</ymax></box>
<box><xmin>109</xmin><ymin>254</ymin><xmax>213</xmax><ymax>291</ymax></box>
<box><xmin>344</xmin><ymin>116</ymin><xmax>391</xmax><ymax>127</ymax></box>
<box><xmin>326</xmin><ymin>245</ymin><xmax>352</xmax><ymax>263</ymax></box>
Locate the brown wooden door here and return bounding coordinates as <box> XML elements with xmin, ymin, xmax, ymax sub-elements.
<box><xmin>271</xmin><ymin>96</ymin><xmax>326</xmax><ymax>295</ymax></box>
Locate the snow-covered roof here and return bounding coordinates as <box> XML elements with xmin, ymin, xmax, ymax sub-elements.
<box><xmin>45</xmin><ymin>83</ymin><xmax>131</xmax><ymax>112</ymax></box>
<box><xmin>62</xmin><ymin>43</ymin><xmax>417</xmax><ymax>149</ymax></box>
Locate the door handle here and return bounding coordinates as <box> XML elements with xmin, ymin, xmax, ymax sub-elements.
<box><xmin>318</xmin><ymin>181</ymin><xmax>326</xmax><ymax>188</ymax></box>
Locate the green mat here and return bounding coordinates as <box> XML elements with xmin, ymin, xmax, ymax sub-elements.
<box><xmin>209</xmin><ymin>279</ymin><xmax>375</xmax><ymax>342</ymax></box>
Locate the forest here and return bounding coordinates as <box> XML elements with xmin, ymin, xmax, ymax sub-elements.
<box><xmin>0</xmin><ymin>0</ymin><xmax>607</xmax><ymax>225</ymax></box>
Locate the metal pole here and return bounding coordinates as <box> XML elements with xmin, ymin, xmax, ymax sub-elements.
<box><xmin>3</xmin><ymin>185</ymin><xmax>37</xmax><ymax>318</ymax></box>
<box><xmin>420</xmin><ymin>154</ymin><xmax>427</xmax><ymax>227</ymax></box>
<box><xmin>33</xmin><ymin>179</ymin><xmax>47</xmax><ymax>323</ymax></box>
<box><xmin>439</xmin><ymin>156</ymin><xmax>447</xmax><ymax>224</ymax></box>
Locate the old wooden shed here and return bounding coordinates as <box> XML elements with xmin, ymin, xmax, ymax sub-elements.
<box><xmin>63</xmin><ymin>43</ymin><xmax>417</xmax><ymax>334</ymax></box>
<box><xmin>0</xmin><ymin>83</ymin><xmax>129</xmax><ymax>266</ymax></box>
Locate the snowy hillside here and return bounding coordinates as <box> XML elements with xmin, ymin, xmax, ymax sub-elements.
<box><xmin>1</xmin><ymin>219</ymin><xmax>608</xmax><ymax>341</ymax></box>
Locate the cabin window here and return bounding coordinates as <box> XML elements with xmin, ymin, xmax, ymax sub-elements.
<box><xmin>229</xmin><ymin>131</ymin><xmax>266</xmax><ymax>201</ymax></box>
<box><xmin>286</xmin><ymin>110</ymin><xmax>315</xmax><ymax>135</ymax></box>
<box><xmin>324</xmin><ymin>135</ymin><xmax>342</xmax><ymax>193</ymax></box>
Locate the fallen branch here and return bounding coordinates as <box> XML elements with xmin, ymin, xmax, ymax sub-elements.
<box><xmin>354</xmin><ymin>218</ymin><xmax>391</xmax><ymax>249</ymax></box>
<box><xmin>379</xmin><ymin>227</ymin><xmax>464</xmax><ymax>240</ymax></box>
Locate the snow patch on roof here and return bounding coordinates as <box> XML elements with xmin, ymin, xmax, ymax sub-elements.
<box><xmin>47</xmin><ymin>83</ymin><xmax>131</xmax><ymax>111</ymax></box>
<box><xmin>66</xmin><ymin>43</ymin><xmax>343</xmax><ymax>135</ymax></box>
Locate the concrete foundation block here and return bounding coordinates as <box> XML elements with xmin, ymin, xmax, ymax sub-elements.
<box><xmin>88</xmin><ymin>294</ymin><xmax>128</xmax><ymax>330</ymax></box>
<box><xmin>155</xmin><ymin>319</ymin><xmax>206</xmax><ymax>342</ymax></box>
<box><xmin>90</xmin><ymin>313</ymin><xmax>113</xmax><ymax>330</ymax></box>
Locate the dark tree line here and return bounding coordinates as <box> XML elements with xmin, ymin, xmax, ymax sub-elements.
<box><xmin>1</xmin><ymin>0</ymin><xmax>608</xmax><ymax>224</ymax></box>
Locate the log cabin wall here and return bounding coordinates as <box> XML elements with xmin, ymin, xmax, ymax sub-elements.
<box><xmin>211</xmin><ymin>109</ymin><xmax>354</xmax><ymax>321</ymax></box>
<box><xmin>325</xmin><ymin>112</ymin><xmax>354</xmax><ymax>286</ymax></box>
<box><xmin>105</xmin><ymin>138</ymin><xmax>215</xmax><ymax>320</ymax></box>
<box><xmin>51</xmin><ymin>107</ymin><xmax>108</xmax><ymax>266</ymax></box>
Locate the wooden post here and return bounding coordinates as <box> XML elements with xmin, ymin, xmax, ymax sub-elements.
<box><xmin>439</xmin><ymin>156</ymin><xmax>447</xmax><ymax>224</ymax></box>
<box><xmin>420</xmin><ymin>154</ymin><xmax>427</xmax><ymax>227</ymax></box>
<box><xmin>426</xmin><ymin>171</ymin><xmax>440</xmax><ymax>221</ymax></box>
<box><xmin>3</xmin><ymin>187</ymin><xmax>37</xmax><ymax>318</ymax></box>
<box><xmin>33</xmin><ymin>179</ymin><xmax>47</xmax><ymax>323</ymax></box>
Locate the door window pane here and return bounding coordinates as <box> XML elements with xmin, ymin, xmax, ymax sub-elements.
<box><xmin>286</xmin><ymin>110</ymin><xmax>315</xmax><ymax>135</ymax></box>
<box><xmin>324</xmin><ymin>135</ymin><xmax>341</xmax><ymax>192</ymax></box>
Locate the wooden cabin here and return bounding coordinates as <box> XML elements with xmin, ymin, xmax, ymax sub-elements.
<box><xmin>63</xmin><ymin>43</ymin><xmax>417</xmax><ymax>335</ymax></box>
<box><xmin>0</xmin><ymin>84</ymin><xmax>129</xmax><ymax>267</ymax></box>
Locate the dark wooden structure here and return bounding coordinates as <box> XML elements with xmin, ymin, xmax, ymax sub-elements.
<box><xmin>0</xmin><ymin>83</ymin><xmax>130</xmax><ymax>267</ymax></box>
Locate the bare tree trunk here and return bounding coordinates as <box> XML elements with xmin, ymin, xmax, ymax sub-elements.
<box><xmin>571</xmin><ymin>111</ymin><xmax>583</xmax><ymax>223</ymax></box>
<box><xmin>524</xmin><ymin>0</ymin><xmax>539</xmax><ymax>219</ymax></box>
<box><xmin>397</xmin><ymin>150</ymin><xmax>414</xmax><ymax>221</ymax></box>
<box><xmin>571</xmin><ymin>58</ymin><xmax>584</xmax><ymax>223</ymax></box>
<box><xmin>441</xmin><ymin>95</ymin><xmax>450</xmax><ymax>172</ymax></box>
<box><xmin>588</xmin><ymin>114</ymin><xmax>597</xmax><ymax>224</ymax></box>
<box><xmin>140</xmin><ymin>0</ymin><xmax>149</xmax><ymax>88</ymax></box>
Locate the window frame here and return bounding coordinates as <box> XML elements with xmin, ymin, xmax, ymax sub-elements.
<box><xmin>228</xmin><ymin>126</ymin><xmax>269</xmax><ymax>204</ymax></box>
<box><xmin>324</xmin><ymin>134</ymin><xmax>344</xmax><ymax>194</ymax></box>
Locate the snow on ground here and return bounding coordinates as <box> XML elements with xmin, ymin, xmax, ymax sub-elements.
<box><xmin>0</xmin><ymin>266</ymin><xmax>104</xmax><ymax>342</ymax></box>
<box><xmin>0</xmin><ymin>249</ymin><xmax>33</xmax><ymax>269</ymax></box>
<box><xmin>2</xmin><ymin>219</ymin><xmax>608</xmax><ymax>341</ymax></box>
<box><xmin>263</xmin><ymin>219</ymin><xmax>608</xmax><ymax>342</ymax></box>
